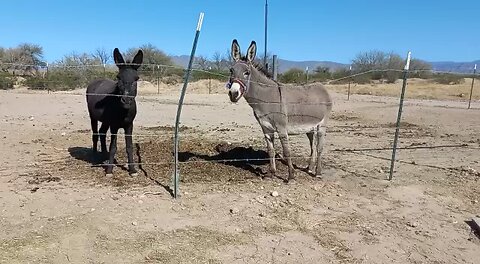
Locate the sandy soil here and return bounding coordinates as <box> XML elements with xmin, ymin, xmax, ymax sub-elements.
<box><xmin>1</xmin><ymin>82</ymin><xmax>479</xmax><ymax>263</ymax></box>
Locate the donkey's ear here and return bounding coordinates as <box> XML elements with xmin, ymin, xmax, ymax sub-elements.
<box><xmin>113</xmin><ymin>48</ymin><xmax>125</xmax><ymax>67</ymax></box>
<box><xmin>132</xmin><ymin>50</ymin><xmax>143</xmax><ymax>70</ymax></box>
<box><xmin>231</xmin><ymin>39</ymin><xmax>241</xmax><ymax>62</ymax></box>
<box><xmin>246</xmin><ymin>41</ymin><xmax>257</xmax><ymax>62</ymax></box>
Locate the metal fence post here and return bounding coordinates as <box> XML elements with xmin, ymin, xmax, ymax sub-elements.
<box><xmin>468</xmin><ymin>64</ymin><xmax>477</xmax><ymax>109</ymax></box>
<box><xmin>388</xmin><ymin>51</ymin><xmax>411</xmax><ymax>181</ymax></box>
<box><xmin>306</xmin><ymin>66</ymin><xmax>309</xmax><ymax>84</ymax></box>
<box><xmin>347</xmin><ymin>65</ymin><xmax>352</xmax><ymax>101</ymax></box>
<box><xmin>46</xmin><ymin>63</ymin><xmax>50</xmax><ymax>94</ymax></box>
<box><xmin>272</xmin><ymin>55</ymin><xmax>278</xmax><ymax>81</ymax></box>
<box><xmin>173</xmin><ymin>12</ymin><xmax>204</xmax><ymax>199</ymax></box>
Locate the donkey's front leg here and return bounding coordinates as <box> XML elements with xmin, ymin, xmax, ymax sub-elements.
<box><xmin>278</xmin><ymin>132</ymin><xmax>295</xmax><ymax>181</ymax></box>
<box><xmin>124</xmin><ymin>124</ymin><xmax>138</xmax><ymax>176</ymax></box>
<box><xmin>264</xmin><ymin>133</ymin><xmax>276</xmax><ymax>178</ymax></box>
<box><xmin>105</xmin><ymin>127</ymin><xmax>119</xmax><ymax>176</ymax></box>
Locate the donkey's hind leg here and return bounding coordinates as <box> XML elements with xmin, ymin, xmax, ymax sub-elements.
<box><xmin>315</xmin><ymin>124</ymin><xmax>327</xmax><ymax>177</ymax></box>
<box><xmin>91</xmin><ymin>119</ymin><xmax>99</xmax><ymax>153</ymax></box>
<box><xmin>307</xmin><ymin>129</ymin><xmax>318</xmax><ymax>174</ymax></box>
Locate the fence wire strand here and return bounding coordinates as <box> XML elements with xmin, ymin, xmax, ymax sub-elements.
<box><xmin>3</xmin><ymin>62</ymin><xmax>479</xmax><ymax>177</ymax></box>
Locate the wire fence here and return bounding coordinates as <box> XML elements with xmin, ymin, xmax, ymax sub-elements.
<box><xmin>2</xmin><ymin>61</ymin><xmax>480</xmax><ymax>194</ymax></box>
<box><xmin>2</xmin><ymin>61</ymin><xmax>479</xmax><ymax>91</ymax></box>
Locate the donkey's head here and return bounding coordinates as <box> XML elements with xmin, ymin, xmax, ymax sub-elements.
<box><xmin>113</xmin><ymin>48</ymin><xmax>143</xmax><ymax>109</ymax></box>
<box><xmin>226</xmin><ymin>39</ymin><xmax>257</xmax><ymax>103</ymax></box>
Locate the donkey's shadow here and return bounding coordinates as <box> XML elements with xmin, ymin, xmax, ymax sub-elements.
<box><xmin>68</xmin><ymin>145</ymin><xmax>174</xmax><ymax>196</ymax></box>
<box><xmin>179</xmin><ymin>144</ymin><xmax>270</xmax><ymax>177</ymax></box>
<box><xmin>68</xmin><ymin>147</ymin><xmax>124</xmax><ymax>169</ymax></box>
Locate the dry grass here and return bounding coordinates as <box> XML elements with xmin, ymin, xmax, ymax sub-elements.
<box><xmin>326</xmin><ymin>78</ymin><xmax>478</xmax><ymax>100</ymax></box>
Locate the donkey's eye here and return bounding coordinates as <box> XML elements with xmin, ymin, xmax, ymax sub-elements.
<box><xmin>243</xmin><ymin>71</ymin><xmax>250</xmax><ymax>77</ymax></box>
<box><xmin>135</xmin><ymin>76</ymin><xmax>139</xmax><ymax>81</ymax></box>
<box><xmin>229</xmin><ymin>68</ymin><xmax>234</xmax><ymax>74</ymax></box>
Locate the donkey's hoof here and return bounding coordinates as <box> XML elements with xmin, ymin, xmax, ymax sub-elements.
<box><xmin>262</xmin><ymin>175</ymin><xmax>273</xmax><ymax>180</ymax></box>
<box><xmin>105</xmin><ymin>173</ymin><xmax>113</xmax><ymax>177</ymax></box>
<box><xmin>130</xmin><ymin>172</ymin><xmax>138</xmax><ymax>177</ymax></box>
<box><xmin>284</xmin><ymin>178</ymin><xmax>296</xmax><ymax>184</ymax></box>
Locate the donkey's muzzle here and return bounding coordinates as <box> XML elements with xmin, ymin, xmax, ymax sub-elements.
<box><xmin>120</xmin><ymin>96</ymin><xmax>134</xmax><ymax>108</ymax></box>
<box><xmin>227</xmin><ymin>81</ymin><xmax>244</xmax><ymax>103</ymax></box>
<box><xmin>228</xmin><ymin>90</ymin><xmax>240</xmax><ymax>102</ymax></box>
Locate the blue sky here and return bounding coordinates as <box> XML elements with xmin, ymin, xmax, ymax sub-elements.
<box><xmin>1</xmin><ymin>0</ymin><xmax>479</xmax><ymax>63</ymax></box>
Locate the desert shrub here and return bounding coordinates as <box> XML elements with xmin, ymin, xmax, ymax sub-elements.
<box><xmin>432</xmin><ymin>73</ymin><xmax>465</xmax><ymax>85</ymax></box>
<box><xmin>23</xmin><ymin>76</ymin><xmax>48</xmax><ymax>90</ymax></box>
<box><xmin>353</xmin><ymin>72</ymin><xmax>373</xmax><ymax>84</ymax></box>
<box><xmin>24</xmin><ymin>68</ymin><xmax>112</xmax><ymax>91</ymax></box>
<box><xmin>0</xmin><ymin>72</ymin><xmax>14</xmax><ymax>89</ymax></box>
<box><xmin>278</xmin><ymin>68</ymin><xmax>306</xmax><ymax>84</ymax></box>
<box><xmin>330</xmin><ymin>68</ymin><xmax>352</xmax><ymax>84</ymax></box>
<box><xmin>190</xmin><ymin>69</ymin><xmax>229</xmax><ymax>82</ymax></box>
<box><xmin>308</xmin><ymin>66</ymin><xmax>331</xmax><ymax>82</ymax></box>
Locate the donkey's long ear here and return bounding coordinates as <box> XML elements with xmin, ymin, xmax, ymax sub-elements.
<box><xmin>231</xmin><ymin>39</ymin><xmax>241</xmax><ymax>62</ymax></box>
<box><xmin>246</xmin><ymin>41</ymin><xmax>257</xmax><ymax>62</ymax></box>
<box><xmin>132</xmin><ymin>50</ymin><xmax>143</xmax><ymax>70</ymax></box>
<box><xmin>113</xmin><ymin>48</ymin><xmax>125</xmax><ymax>68</ymax></box>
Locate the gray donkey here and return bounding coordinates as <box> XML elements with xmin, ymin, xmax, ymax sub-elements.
<box><xmin>86</xmin><ymin>48</ymin><xmax>143</xmax><ymax>177</ymax></box>
<box><xmin>226</xmin><ymin>39</ymin><xmax>332</xmax><ymax>181</ymax></box>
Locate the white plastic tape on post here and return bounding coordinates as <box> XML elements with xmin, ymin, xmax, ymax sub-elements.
<box><xmin>404</xmin><ymin>51</ymin><xmax>411</xmax><ymax>70</ymax></box>
<box><xmin>475</xmin><ymin>64</ymin><xmax>477</xmax><ymax>70</ymax></box>
<box><xmin>196</xmin><ymin>12</ymin><xmax>204</xmax><ymax>31</ymax></box>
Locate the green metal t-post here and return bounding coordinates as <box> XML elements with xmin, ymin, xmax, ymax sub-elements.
<box><xmin>389</xmin><ymin>51</ymin><xmax>411</xmax><ymax>181</ymax></box>
<box><xmin>173</xmin><ymin>12</ymin><xmax>204</xmax><ymax>199</ymax></box>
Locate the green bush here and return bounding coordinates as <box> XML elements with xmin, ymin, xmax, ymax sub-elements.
<box><xmin>190</xmin><ymin>69</ymin><xmax>229</xmax><ymax>82</ymax></box>
<box><xmin>330</xmin><ymin>68</ymin><xmax>351</xmax><ymax>84</ymax></box>
<box><xmin>432</xmin><ymin>73</ymin><xmax>465</xmax><ymax>85</ymax></box>
<box><xmin>353</xmin><ymin>72</ymin><xmax>373</xmax><ymax>84</ymax></box>
<box><xmin>0</xmin><ymin>72</ymin><xmax>14</xmax><ymax>90</ymax></box>
<box><xmin>24</xmin><ymin>68</ymin><xmax>112</xmax><ymax>91</ymax></box>
<box><xmin>23</xmin><ymin>76</ymin><xmax>48</xmax><ymax>90</ymax></box>
<box><xmin>308</xmin><ymin>66</ymin><xmax>331</xmax><ymax>82</ymax></box>
<box><xmin>278</xmin><ymin>68</ymin><xmax>306</xmax><ymax>84</ymax></box>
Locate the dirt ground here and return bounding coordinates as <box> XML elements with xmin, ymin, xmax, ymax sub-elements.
<box><xmin>1</xmin><ymin>81</ymin><xmax>479</xmax><ymax>263</ymax></box>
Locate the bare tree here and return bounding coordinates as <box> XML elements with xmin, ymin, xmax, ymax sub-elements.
<box><xmin>212</xmin><ymin>52</ymin><xmax>223</xmax><ymax>71</ymax></box>
<box><xmin>93</xmin><ymin>47</ymin><xmax>111</xmax><ymax>65</ymax></box>
<box><xmin>194</xmin><ymin>55</ymin><xmax>209</xmax><ymax>70</ymax></box>
<box><xmin>352</xmin><ymin>50</ymin><xmax>387</xmax><ymax>72</ymax></box>
<box><xmin>57</xmin><ymin>52</ymin><xmax>99</xmax><ymax>67</ymax></box>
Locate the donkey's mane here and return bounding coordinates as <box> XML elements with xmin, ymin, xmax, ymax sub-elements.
<box><xmin>239</xmin><ymin>57</ymin><xmax>274</xmax><ymax>79</ymax></box>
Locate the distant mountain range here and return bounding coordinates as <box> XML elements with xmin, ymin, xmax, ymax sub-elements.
<box><xmin>171</xmin><ymin>55</ymin><xmax>479</xmax><ymax>74</ymax></box>
<box><xmin>428</xmin><ymin>61</ymin><xmax>479</xmax><ymax>73</ymax></box>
